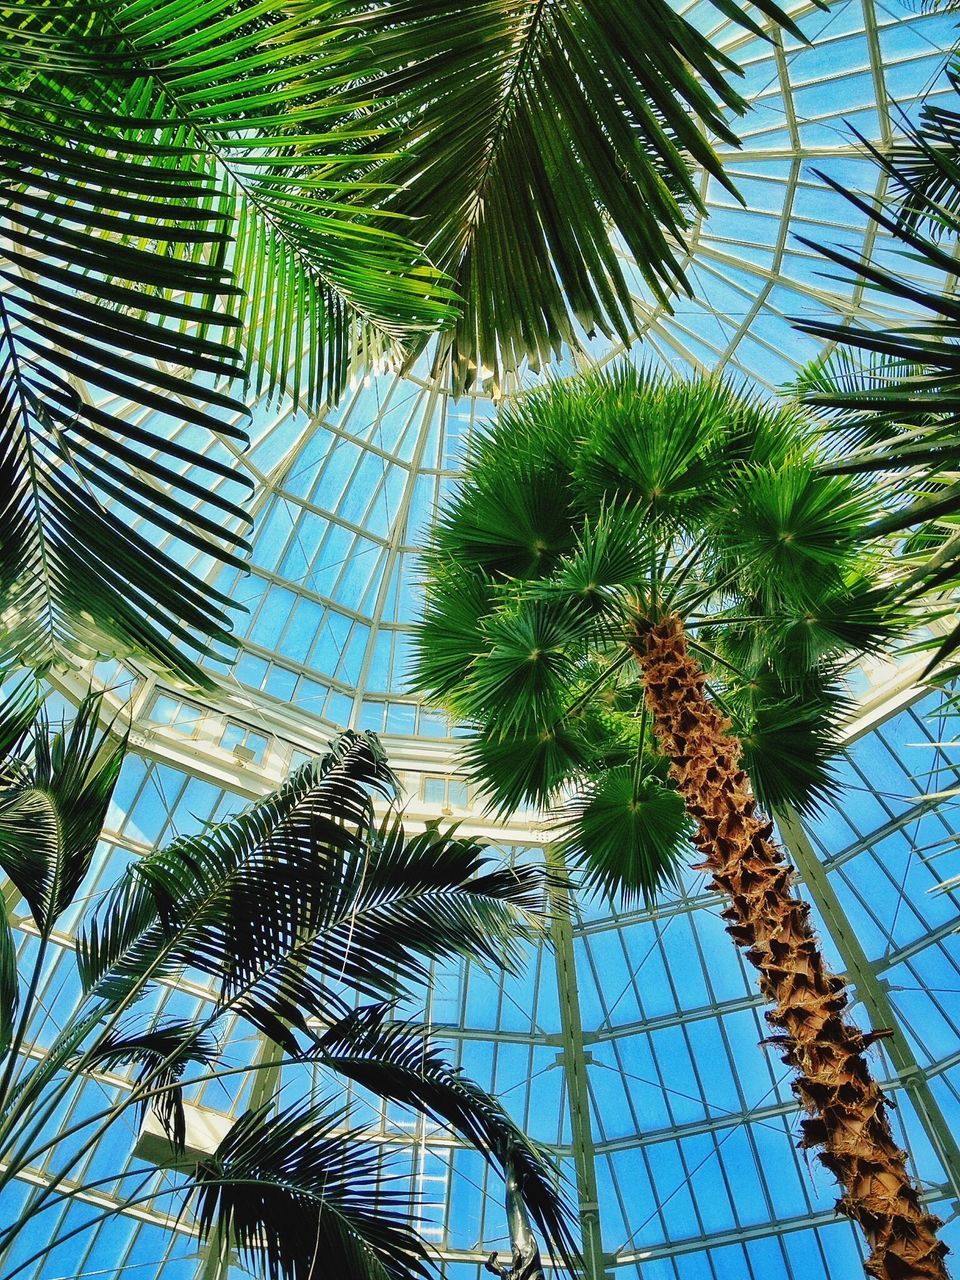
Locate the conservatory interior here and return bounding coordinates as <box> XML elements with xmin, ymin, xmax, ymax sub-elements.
<box><xmin>3</xmin><ymin>2</ymin><xmax>960</xmax><ymax>1280</ymax></box>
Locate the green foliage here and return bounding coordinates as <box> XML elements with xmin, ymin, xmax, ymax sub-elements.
<box><xmin>0</xmin><ymin>691</ymin><xmax>125</xmax><ymax>936</ymax></box>
<box><xmin>328</xmin><ymin>0</ymin><xmax>819</xmax><ymax>391</ymax></box>
<box><xmin>556</xmin><ymin>767</ymin><xmax>689</xmax><ymax>904</ymax></box>
<box><xmin>0</xmin><ymin>698</ymin><xmax>577</xmax><ymax>1280</ymax></box>
<box><xmin>194</xmin><ymin>1098</ymin><xmax>435</xmax><ymax>1280</ymax></box>
<box><xmin>792</xmin><ymin>60</ymin><xmax>960</xmax><ymax>667</ymax></box>
<box><xmin>414</xmin><ymin>364</ymin><xmax>896</xmax><ymax>900</ymax></box>
<box><xmin>1</xmin><ymin>0</ymin><xmax>456</xmax><ymax>683</ymax></box>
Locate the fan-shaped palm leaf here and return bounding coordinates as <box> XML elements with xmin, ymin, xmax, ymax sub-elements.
<box><xmin>556</xmin><ymin>767</ymin><xmax>689</xmax><ymax>903</ymax></box>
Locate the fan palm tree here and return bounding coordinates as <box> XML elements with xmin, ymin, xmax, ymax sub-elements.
<box><xmin>0</xmin><ymin>685</ymin><xmax>579</xmax><ymax>1280</ymax></box>
<box><xmin>2</xmin><ymin>0</ymin><xmax>814</xmax><ymax>685</ymax></box>
<box><xmin>792</xmin><ymin>53</ymin><xmax>960</xmax><ymax>670</ymax></box>
<box><xmin>410</xmin><ymin>363</ymin><xmax>949</xmax><ymax>1280</ymax></box>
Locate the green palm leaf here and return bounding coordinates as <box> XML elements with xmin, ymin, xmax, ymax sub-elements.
<box><xmin>0</xmin><ymin>690</ymin><xmax>124</xmax><ymax>936</ymax></box>
<box><xmin>329</xmin><ymin>0</ymin><xmax>816</xmax><ymax>391</ymax></box>
<box><xmin>556</xmin><ymin>766</ymin><xmax>689</xmax><ymax>904</ymax></box>
<box><xmin>791</xmin><ymin>76</ymin><xmax>960</xmax><ymax>669</ymax></box>
<box><xmin>1</xmin><ymin>73</ymin><xmax>251</xmax><ymax>683</ymax></box>
<box><xmin>316</xmin><ymin>1003</ymin><xmax>581</xmax><ymax>1275</ymax></box>
<box><xmin>192</xmin><ymin>1098</ymin><xmax>434</xmax><ymax>1280</ymax></box>
<box><xmin>84</xmin><ymin>1019</ymin><xmax>219</xmax><ymax>1153</ymax></box>
<box><xmin>6</xmin><ymin>0</ymin><xmax>456</xmax><ymax>408</ymax></box>
<box><xmin>79</xmin><ymin>732</ymin><xmax>547</xmax><ymax>1050</ymax></box>
<box><xmin>0</xmin><ymin>907</ymin><xmax>16</xmax><ymax>1059</ymax></box>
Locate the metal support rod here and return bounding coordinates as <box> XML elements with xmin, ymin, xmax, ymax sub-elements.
<box><xmin>546</xmin><ymin>846</ymin><xmax>609</xmax><ymax>1280</ymax></box>
<box><xmin>777</xmin><ymin>805</ymin><xmax>960</xmax><ymax>1204</ymax></box>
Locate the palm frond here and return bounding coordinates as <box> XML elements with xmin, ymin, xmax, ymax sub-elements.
<box><xmin>329</xmin><ymin>0</ymin><xmax>817</xmax><ymax>391</ymax></box>
<box><xmin>555</xmin><ymin>767</ymin><xmax>689</xmax><ymax>904</ymax></box>
<box><xmin>431</xmin><ymin>465</ymin><xmax>578</xmax><ymax>582</ymax></box>
<box><xmin>458</xmin><ymin>725</ymin><xmax>589</xmax><ymax>818</ymax></box>
<box><xmin>191</xmin><ymin>1097</ymin><xmax>434</xmax><ymax>1280</ymax></box>
<box><xmin>316</xmin><ymin>1003</ymin><xmax>581</xmax><ymax>1276</ymax></box>
<box><xmin>575</xmin><ymin>365</ymin><xmax>736</xmax><ymax>521</ymax></box>
<box><xmin>77</xmin><ymin>732</ymin><xmax>392</xmax><ymax>1018</ymax></box>
<box><xmin>0</xmin><ymin>907</ymin><xmax>16</xmax><ymax>1058</ymax></box>
<box><xmin>456</xmin><ymin>600</ymin><xmax>594</xmax><ymax>732</ymax></box>
<box><xmin>0</xmin><ymin>690</ymin><xmax>124</xmax><ymax>935</ymax></box>
<box><xmin>0</xmin><ymin>677</ymin><xmax>43</xmax><ymax>783</ymax></box>
<box><xmin>705</xmin><ymin>460</ymin><xmax>879</xmax><ymax>611</ymax></box>
<box><xmin>6</xmin><ymin>0</ymin><xmax>456</xmax><ymax>409</ymax></box>
<box><xmin>84</xmin><ymin>1019</ymin><xmax>218</xmax><ymax>1153</ymax></box>
<box><xmin>1</xmin><ymin>69</ymin><xmax>251</xmax><ymax>683</ymax></box>
<box><xmin>79</xmin><ymin>732</ymin><xmax>546</xmax><ymax>1049</ymax></box>
<box><xmin>729</xmin><ymin>673</ymin><xmax>853</xmax><ymax>816</ymax></box>
<box><xmin>407</xmin><ymin>564</ymin><xmax>493</xmax><ymax>704</ymax></box>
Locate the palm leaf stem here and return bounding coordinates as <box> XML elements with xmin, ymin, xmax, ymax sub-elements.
<box><xmin>558</xmin><ymin>646</ymin><xmax>634</xmax><ymax>723</ymax></box>
<box><xmin>0</xmin><ymin>1009</ymin><xmax>104</xmax><ymax>1162</ymax></box>
<box><xmin>658</xmin><ymin>534</ymin><xmax>709</xmax><ymax>611</ymax></box>
<box><xmin>632</xmin><ymin>696</ymin><xmax>650</xmax><ymax>788</ymax></box>
<box><xmin>0</xmin><ymin>296</ymin><xmax>57</xmax><ymax>656</ymax></box>
<box><xmin>0</xmin><ymin>931</ymin><xmax>49</xmax><ymax>1113</ymax></box>
<box><xmin>685</xmin><ymin>637</ymin><xmax>751</xmax><ymax>680</ymax></box>
<box><xmin>666</xmin><ymin>549</ymin><xmax>766</xmax><ymax>620</ymax></box>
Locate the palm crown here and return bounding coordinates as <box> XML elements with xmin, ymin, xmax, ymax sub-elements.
<box><xmin>412</xmin><ymin>364</ymin><xmax>893</xmax><ymax>896</ymax></box>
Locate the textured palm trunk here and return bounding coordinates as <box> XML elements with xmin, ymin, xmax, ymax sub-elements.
<box><xmin>633</xmin><ymin>614</ymin><xmax>949</xmax><ymax>1280</ymax></box>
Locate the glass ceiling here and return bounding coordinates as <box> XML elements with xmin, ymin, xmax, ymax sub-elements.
<box><xmin>10</xmin><ymin>1</ymin><xmax>960</xmax><ymax>1279</ymax></box>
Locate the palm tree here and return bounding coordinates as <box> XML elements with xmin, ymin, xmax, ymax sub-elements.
<box><xmin>0</xmin><ymin>685</ymin><xmax>579</xmax><ymax>1280</ymax></box>
<box><xmin>3</xmin><ymin>0</ymin><xmax>810</xmax><ymax>683</ymax></box>
<box><xmin>792</xmin><ymin>53</ymin><xmax>960</xmax><ymax>670</ymax></box>
<box><xmin>410</xmin><ymin>364</ymin><xmax>950</xmax><ymax>1280</ymax></box>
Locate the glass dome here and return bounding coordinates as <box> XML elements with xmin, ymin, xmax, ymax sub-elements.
<box><xmin>10</xmin><ymin>1</ymin><xmax>960</xmax><ymax>1278</ymax></box>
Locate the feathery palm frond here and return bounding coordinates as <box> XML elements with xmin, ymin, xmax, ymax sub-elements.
<box><xmin>0</xmin><ymin>904</ymin><xmax>15</xmax><ymax>1059</ymax></box>
<box><xmin>792</xmin><ymin>70</ymin><xmax>960</xmax><ymax>669</ymax></box>
<box><xmin>316</xmin><ymin>1003</ymin><xmax>581</xmax><ymax>1276</ymax></box>
<box><xmin>78</xmin><ymin>732</ymin><xmax>545</xmax><ymax>1051</ymax></box>
<box><xmin>5</xmin><ymin>0</ymin><xmax>456</xmax><ymax>408</ymax></box>
<box><xmin>329</xmin><ymin>0</ymin><xmax>819</xmax><ymax>391</ymax></box>
<box><xmin>0</xmin><ymin>678</ymin><xmax>42</xmax><ymax>782</ymax></box>
<box><xmin>192</xmin><ymin>1098</ymin><xmax>435</xmax><ymax>1280</ymax></box>
<box><xmin>1</xmin><ymin>0</ymin><xmax>458</xmax><ymax>682</ymax></box>
<box><xmin>84</xmin><ymin>1020</ymin><xmax>219</xmax><ymax>1153</ymax></box>
<box><xmin>0</xmin><ymin>690</ymin><xmax>124</xmax><ymax>936</ymax></box>
<box><xmin>1</xmin><ymin>78</ymin><xmax>250</xmax><ymax>684</ymax></box>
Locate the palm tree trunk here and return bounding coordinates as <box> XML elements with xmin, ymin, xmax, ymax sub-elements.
<box><xmin>633</xmin><ymin>614</ymin><xmax>949</xmax><ymax>1280</ymax></box>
